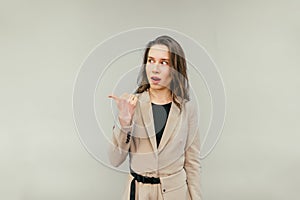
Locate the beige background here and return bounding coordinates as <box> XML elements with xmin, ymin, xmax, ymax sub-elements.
<box><xmin>1</xmin><ymin>0</ymin><xmax>299</xmax><ymax>199</ymax></box>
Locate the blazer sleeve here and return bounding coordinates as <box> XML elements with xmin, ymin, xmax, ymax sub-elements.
<box><xmin>108</xmin><ymin>118</ymin><xmax>134</xmax><ymax>167</ymax></box>
<box><xmin>184</xmin><ymin>101</ymin><xmax>202</xmax><ymax>200</ymax></box>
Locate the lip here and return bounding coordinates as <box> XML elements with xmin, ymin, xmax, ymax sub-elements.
<box><xmin>151</xmin><ymin>76</ymin><xmax>161</xmax><ymax>81</ymax></box>
<box><xmin>150</xmin><ymin>76</ymin><xmax>161</xmax><ymax>84</ymax></box>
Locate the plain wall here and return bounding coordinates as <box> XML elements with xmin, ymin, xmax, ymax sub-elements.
<box><xmin>1</xmin><ymin>0</ymin><xmax>299</xmax><ymax>199</ymax></box>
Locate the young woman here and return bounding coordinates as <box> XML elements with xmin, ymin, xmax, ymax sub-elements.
<box><xmin>108</xmin><ymin>35</ymin><xmax>202</xmax><ymax>200</ymax></box>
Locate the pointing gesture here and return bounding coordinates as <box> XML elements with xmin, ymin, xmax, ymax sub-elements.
<box><xmin>108</xmin><ymin>93</ymin><xmax>138</xmax><ymax>127</ymax></box>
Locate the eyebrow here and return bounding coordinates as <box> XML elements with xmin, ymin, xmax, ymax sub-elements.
<box><xmin>148</xmin><ymin>56</ymin><xmax>169</xmax><ymax>60</ymax></box>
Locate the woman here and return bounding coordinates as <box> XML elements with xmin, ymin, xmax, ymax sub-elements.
<box><xmin>108</xmin><ymin>35</ymin><xmax>202</xmax><ymax>200</ymax></box>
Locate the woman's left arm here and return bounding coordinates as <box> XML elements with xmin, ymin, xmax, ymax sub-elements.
<box><xmin>184</xmin><ymin>102</ymin><xmax>202</xmax><ymax>200</ymax></box>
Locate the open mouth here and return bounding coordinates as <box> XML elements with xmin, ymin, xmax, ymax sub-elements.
<box><xmin>151</xmin><ymin>76</ymin><xmax>161</xmax><ymax>81</ymax></box>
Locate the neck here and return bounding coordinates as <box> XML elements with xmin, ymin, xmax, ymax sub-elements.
<box><xmin>148</xmin><ymin>88</ymin><xmax>173</xmax><ymax>104</ymax></box>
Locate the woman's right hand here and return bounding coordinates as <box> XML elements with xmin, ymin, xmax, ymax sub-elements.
<box><xmin>108</xmin><ymin>93</ymin><xmax>138</xmax><ymax>127</ymax></box>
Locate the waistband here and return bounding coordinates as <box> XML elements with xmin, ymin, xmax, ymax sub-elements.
<box><xmin>129</xmin><ymin>169</ymin><xmax>186</xmax><ymax>200</ymax></box>
<box><xmin>129</xmin><ymin>171</ymin><xmax>160</xmax><ymax>200</ymax></box>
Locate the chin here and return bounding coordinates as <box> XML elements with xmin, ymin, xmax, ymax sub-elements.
<box><xmin>150</xmin><ymin>84</ymin><xmax>169</xmax><ymax>90</ymax></box>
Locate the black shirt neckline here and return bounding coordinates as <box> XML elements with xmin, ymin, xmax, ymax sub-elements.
<box><xmin>151</xmin><ymin>102</ymin><xmax>172</xmax><ymax>106</ymax></box>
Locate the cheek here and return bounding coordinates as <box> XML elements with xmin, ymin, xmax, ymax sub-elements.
<box><xmin>145</xmin><ymin>65</ymin><xmax>151</xmax><ymax>76</ymax></box>
<box><xmin>162</xmin><ymin>68</ymin><xmax>172</xmax><ymax>80</ymax></box>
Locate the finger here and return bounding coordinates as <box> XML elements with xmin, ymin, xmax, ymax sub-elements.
<box><xmin>129</xmin><ymin>94</ymin><xmax>134</xmax><ymax>101</ymax></box>
<box><xmin>108</xmin><ymin>94</ymin><xmax>119</xmax><ymax>101</ymax></box>
<box><xmin>130</xmin><ymin>95</ymin><xmax>138</xmax><ymax>105</ymax></box>
<box><xmin>131</xmin><ymin>93</ymin><xmax>137</xmax><ymax>99</ymax></box>
<box><xmin>120</xmin><ymin>93</ymin><xmax>130</xmax><ymax>99</ymax></box>
<box><xmin>128</xmin><ymin>94</ymin><xmax>135</xmax><ymax>103</ymax></box>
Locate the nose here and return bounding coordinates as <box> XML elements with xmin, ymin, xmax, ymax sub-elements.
<box><xmin>152</xmin><ymin>62</ymin><xmax>160</xmax><ymax>73</ymax></box>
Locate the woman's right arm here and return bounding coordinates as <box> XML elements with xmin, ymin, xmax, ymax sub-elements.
<box><xmin>107</xmin><ymin>93</ymin><xmax>137</xmax><ymax>167</ymax></box>
<box><xmin>108</xmin><ymin>119</ymin><xmax>133</xmax><ymax>167</ymax></box>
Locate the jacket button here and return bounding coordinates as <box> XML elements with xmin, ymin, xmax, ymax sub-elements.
<box><xmin>163</xmin><ymin>189</ymin><xmax>166</xmax><ymax>192</ymax></box>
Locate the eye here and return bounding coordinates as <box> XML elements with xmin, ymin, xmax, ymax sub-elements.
<box><xmin>147</xmin><ymin>58</ymin><xmax>154</xmax><ymax>63</ymax></box>
<box><xmin>161</xmin><ymin>60</ymin><xmax>169</xmax><ymax>65</ymax></box>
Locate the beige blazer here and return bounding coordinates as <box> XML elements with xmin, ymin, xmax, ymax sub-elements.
<box><xmin>109</xmin><ymin>90</ymin><xmax>202</xmax><ymax>200</ymax></box>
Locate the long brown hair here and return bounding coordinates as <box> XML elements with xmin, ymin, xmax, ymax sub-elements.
<box><xmin>135</xmin><ymin>35</ymin><xmax>190</xmax><ymax>111</ymax></box>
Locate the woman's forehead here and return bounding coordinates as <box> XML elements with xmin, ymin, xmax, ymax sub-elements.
<box><xmin>148</xmin><ymin>44</ymin><xmax>169</xmax><ymax>59</ymax></box>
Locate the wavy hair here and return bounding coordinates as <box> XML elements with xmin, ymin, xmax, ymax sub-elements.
<box><xmin>135</xmin><ymin>35</ymin><xmax>190</xmax><ymax>111</ymax></box>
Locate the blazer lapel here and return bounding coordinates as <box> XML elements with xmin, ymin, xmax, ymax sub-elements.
<box><xmin>139</xmin><ymin>91</ymin><xmax>157</xmax><ymax>152</ymax></box>
<box><xmin>139</xmin><ymin>90</ymin><xmax>181</xmax><ymax>152</ymax></box>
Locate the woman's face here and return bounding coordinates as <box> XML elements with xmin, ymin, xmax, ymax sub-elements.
<box><xmin>146</xmin><ymin>44</ymin><xmax>172</xmax><ymax>91</ymax></box>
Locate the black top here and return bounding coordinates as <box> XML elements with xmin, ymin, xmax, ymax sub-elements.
<box><xmin>151</xmin><ymin>102</ymin><xmax>172</xmax><ymax>148</ymax></box>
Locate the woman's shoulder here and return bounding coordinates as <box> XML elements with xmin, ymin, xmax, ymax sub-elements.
<box><xmin>134</xmin><ymin>91</ymin><xmax>145</xmax><ymax>99</ymax></box>
<box><xmin>183</xmin><ymin>98</ymin><xmax>198</xmax><ymax>114</ymax></box>
<box><xmin>134</xmin><ymin>90</ymin><xmax>150</xmax><ymax>102</ymax></box>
